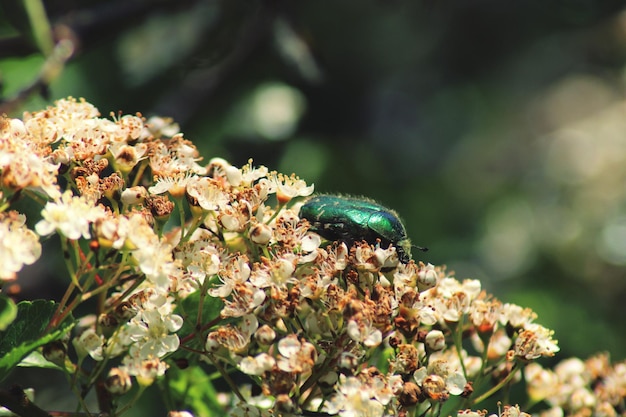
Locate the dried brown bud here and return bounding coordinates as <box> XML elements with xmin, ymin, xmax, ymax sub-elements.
<box><xmin>146</xmin><ymin>195</ymin><xmax>174</xmax><ymax>220</ymax></box>
<box><xmin>398</xmin><ymin>381</ymin><xmax>422</xmax><ymax>407</ymax></box>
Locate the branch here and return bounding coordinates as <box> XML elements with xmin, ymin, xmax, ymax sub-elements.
<box><xmin>0</xmin><ymin>38</ymin><xmax>74</xmax><ymax>115</ymax></box>
<box><xmin>0</xmin><ymin>386</ymin><xmax>52</xmax><ymax>417</ymax></box>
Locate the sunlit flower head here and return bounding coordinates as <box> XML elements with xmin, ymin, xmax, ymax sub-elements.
<box><xmin>267</xmin><ymin>172</ymin><xmax>314</xmax><ymax>204</ymax></box>
<box><xmin>325</xmin><ymin>374</ymin><xmax>387</xmax><ymax>417</ymax></box>
<box><xmin>0</xmin><ymin>211</ymin><xmax>41</xmax><ymax>281</ymax></box>
<box><xmin>36</xmin><ymin>190</ymin><xmax>107</xmax><ymax>239</ymax></box>
<box><xmin>513</xmin><ymin>325</ymin><xmax>559</xmax><ymax>360</ymax></box>
<box><xmin>121</xmin><ymin>354</ymin><xmax>169</xmax><ymax>386</ymax></box>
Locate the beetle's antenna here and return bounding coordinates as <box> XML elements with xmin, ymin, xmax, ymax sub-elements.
<box><xmin>413</xmin><ymin>245</ymin><xmax>428</xmax><ymax>252</ymax></box>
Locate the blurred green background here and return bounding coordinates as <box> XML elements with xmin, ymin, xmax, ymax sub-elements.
<box><xmin>2</xmin><ymin>0</ymin><xmax>626</xmax><ymax>413</ymax></box>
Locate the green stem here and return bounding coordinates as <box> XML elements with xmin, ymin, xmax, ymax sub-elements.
<box><xmin>265</xmin><ymin>201</ymin><xmax>286</xmax><ymax>224</ymax></box>
<box><xmin>461</xmin><ymin>331</ymin><xmax>494</xmax><ymax>409</ymax></box>
<box><xmin>174</xmin><ymin>195</ymin><xmax>190</xmax><ymax>241</ymax></box>
<box><xmin>471</xmin><ymin>362</ymin><xmax>520</xmax><ymax>405</ymax></box>
<box><xmin>0</xmin><ymin>200</ymin><xmax>10</xmax><ymax>213</ymax></box>
<box><xmin>205</xmin><ymin>353</ymin><xmax>245</xmax><ymax>402</ymax></box>
<box><xmin>116</xmin><ymin>385</ymin><xmax>147</xmax><ymax>416</ymax></box>
<box><xmin>23</xmin><ymin>0</ymin><xmax>54</xmax><ymax>55</ymax></box>
<box><xmin>60</xmin><ymin>238</ymin><xmax>80</xmax><ymax>290</ymax></box>
<box><xmin>130</xmin><ymin>160</ymin><xmax>148</xmax><ymax>188</ymax></box>
<box><xmin>450</xmin><ymin>319</ymin><xmax>468</xmax><ymax>379</ymax></box>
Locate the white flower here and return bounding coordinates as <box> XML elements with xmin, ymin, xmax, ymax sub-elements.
<box><xmin>325</xmin><ymin>375</ymin><xmax>385</xmax><ymax>417</ymax></box>
<box><xmin>210</xmin><ymin>255</ymin><xmax>252</xmax><ymax>298</ymax></box>
<box><xmin>125</xmin><ymin>309</ymin><xmax>183</xmax><ymax>359</ymax></box>
<box><xmin>267</xmin><ymin>172</ymin><xmax>314</xmax><ymax>203</ymax></box>
<box><xmin>95</xmin><ymin>215</ymin><xmax>130</xmax><ymax>249</ymax></box>
<box><xmin>185</xmin><ymin>176</ymin><xmax>231</xmax><ymax>211</ymax></box>
<box><xmin>525</xmin><ymin>363</ymin><xmax>559</xmax><ymax>402</ymax></box>
<box><xmin>276</xmin><ymin>335</ymin><xmax>317</xmax><ymax>373</ymax></box>
<box><xmin>239</xmin><ymin>353</ymin><xmax>275</xmax><ymax>376</ymax></box>
<box><xmin>149</xmin><ymin>173</ymin><xmax>195</xmax><ymax>197</ymax></box>
<box><xmin>346</xmin><ymin>319</ymin><xmax>382</xmax><ymax>348</ymax></box>
<box><xmin>145</xmin><ymin>116</ymin><xmax>180</xmax><ymax>138</ymax></box>
<box><xmin>414</xmin><ymin>357</ymin><xmax>467</xmax><ymax>397</ymax></box>
<box><xmin>500</xmin><ymin>303</ymin><xmax>537</xmax><ymax>328</ymax></box>
<box><xmin>176</xmin><ymin>230</ymin><xmax>221</xmax><ymax>287</ymax></box>
<box><xmin>132</xmin><ymin>239</ymin><xmax>177</xmax><ymax>289</ymax></box>
<box><xmin>425</xmin><ymin>330</ymin><xmax>446</xmax><ymax>351</ymax></box>
<box><xmin>108</xmin><ymin>141</ymin><xmax>147</xmax><ymax>173</ymax></box>
<box><xmin>239</xmin><ymin>160</ymin><xmax>269</xmax><ymax>186</ymax></box>
<box><xmin>417</xmin><ymin>262</ymin><xmax>439</xmax><ymax>290</ymax></box>
<box><xmin>0</xmin><ymin>212</ymin><xmax>41</xmax><ymax>281</ymax></box>
<box><xmin>269</xmin><ymin>255</ymin><xmax>297</xmax><ymax>287</ymax></box>
<box><xmin>148</xmin><ymin>138</ymin><xmax>206</xmax><ymax>177</ymax></box>
<box><xmin>248</xmin><ymin>223</ymin><xmax>272</xmax><ymax>245</ymax></box>
<box><xmin>0</xmin><ymin>119</ymin><xmax>62</xmax><ymax>199</ymax></box>
<box><xmin>206</xmin><ymin>315</ymin><xmax>258</xmax><ymax>353</ymax></box>
<box><xmin>121</xmin><ymin>354</ymin><xmax>169</xmax><ymax>386</ymax></box>
<box><xmin>220</xmin><ymin>281</ymin><xmax>266</xmax><ymax>318</ymax></box>
<box><xmin>514</xmin><ymin>325</ymin><xmax>559</xmax><ymax>360</ymax></box>
<box><xmin>36</xmin><ymin>191</ymin><xmax>107</xmax><ymax>239</ymax></box>
<box><xmin>73</xmin><ymin>328</ymin><xmax>105</xmax><ymax>361</ymax></box>
<box><xmin>300</xmin><ymin>233</ymin><xmax>321</xmax><ymax>253</ymax></box>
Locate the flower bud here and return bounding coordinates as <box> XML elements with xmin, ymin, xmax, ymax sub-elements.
<box><xmin>42</xmin><ymin>340</ymin><xmax>67</xmax><ymax>366</ymax></box>
<box><xmin>146</xmin><ymin>195</ymin><xmax>174</xmax><ymax>221</ymax></box>
<box><xmin>105</xmin><ymin>368</ymin><xmax>132</xmax><ymax>395</ymax></box>
<box><xmin>398</xmin><ymin>381</ymin><xmax>421</xmax><ymax>407</ymax></box>
<box><xmin>417</xmin><ymin>263</ymin><xmax>438</xmax><ymax>291</ymax></box>
<box><xmin>255</xmin><ymin>324</ymin><xmax>276</xmax><ymax>345</ymax></box>
<box><xmin>249</xmin><ymin>223</ymin><xmax>272</xmax><ymax>245</ymax></box>
<box><xmin>425</xmin><ymin>330</ymin><xmax>446</xmax><ymax>352</ymax></box>
<box><xmin>121</xmin><ymin>186</ymin><xmax>148</xmax><ymax>205</ymax></box>
<box><xmin>206</xmin><ymin>332</ymin><xmax>221</xmax><ymax>352</ymax></box>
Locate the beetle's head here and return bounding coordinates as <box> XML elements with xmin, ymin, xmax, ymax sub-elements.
<box><xmin>396</xmin><ymin>239</ymin><xmax>412</xmax><ymax>264</ymax></box>
<box><xmin>396</xmin><ymin>239</ymin><xmax>428</xmax><ymax>264</ymax></box>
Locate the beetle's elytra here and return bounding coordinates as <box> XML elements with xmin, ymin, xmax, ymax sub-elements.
<box><xmin>299</xmin><ymin>195</ymin><xmax>412</xmax><ymax>263</ymax></box>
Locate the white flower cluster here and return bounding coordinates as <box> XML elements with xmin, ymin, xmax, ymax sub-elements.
<box><xmin>1</xmin><ymin>98</ymin><xmax>622</xmax><ymax>417</ymax></box>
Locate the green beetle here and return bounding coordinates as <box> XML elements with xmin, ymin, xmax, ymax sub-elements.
<box><xmin>299</xmin><ymin>195</ymin><xmax>414</xmax><ymax>263</ymax></box>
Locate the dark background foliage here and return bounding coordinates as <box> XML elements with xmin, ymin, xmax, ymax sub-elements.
<box><xmin>2</xmin><ymin>0</ymin><xmax>626</xmax><ymax>412</ymax></box>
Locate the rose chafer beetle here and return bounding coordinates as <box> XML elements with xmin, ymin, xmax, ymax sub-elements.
<box><xmin>299</xmin><ymin>195</ymin><xmax>414</xmax><ymax>263</ymax></box>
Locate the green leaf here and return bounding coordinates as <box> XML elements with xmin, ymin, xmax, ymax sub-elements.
<box><xmin>166</xmin><ymin>366</ymin><xmax>223</xmax><ymax>417</ymax></box>
<box><xmin>18</xmin><ymin>351</ymin><xmax>63</xmax><ymax>371</ymax></box>
<box><xmin>0</xmin><ymin>295</ymin><xmax>17</xmax><ymax>331</ymax></box>
<box><xmin>176</xmin><ymin>286</ymin><xmax>224</xmax><ymax>340</ymax></box>
<box><xmin>169</xmin><ymin>288</ymin><xmax>224</xmax><ymax>368</ymax></box>
<box><xmin>0</xmin><ymin>300</ymin><xmax>74</xmax><ymax>382</ymax></box>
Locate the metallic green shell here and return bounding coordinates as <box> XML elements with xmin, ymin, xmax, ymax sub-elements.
<box><xmin>300</xmin><ymin>195</ymin><xmax>412</xmax><ymax>263</ymax></box>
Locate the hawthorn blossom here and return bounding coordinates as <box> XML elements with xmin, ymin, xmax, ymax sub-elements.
<box><xmin>276</xmin><ymin>335</ymin><xmax>317</xmax><ymax>374</ymax></box>
<box><xmin>325</xmin><ymin>374</ymin><xmax>387</xmax><ymax>417</ymax></box>
<box><xmin>266</xmin><ymin>172</ymin><xmax>314</xmax><ymax>204</ymax></box>
<box><xmin>0</xmin><ymin>211</ymin><xmax>41</xmax><ymax>280</ymax></box>
<box><xmin>124</xmin><ymin>308</ymin><xmax>183</xmax><ymax>359</ymax></box>
<box><xmin>36</xmin><ymin>190</ymin><xmax>107</xmax><ymax>239</ymax></box>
